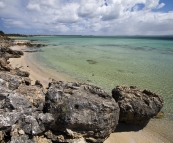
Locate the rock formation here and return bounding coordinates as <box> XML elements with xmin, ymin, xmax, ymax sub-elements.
<box><xmin>112</xmin><ymin>86</ymin><xmax>164</xmax><ymax>124</ymax></box>
<box><xmin>17</xmin><ymin>42</ymin><xmax>47</xmax><ymax>47</ymax></box>
<box><xmin>45</xmin><ymin>81</ymin><xmax>120</xmax><ymax>142</ymax></box>
<box><xmin>0</xmin><ymin>72</ymin><xmax>120</xmax><ymax>142</ymax></box>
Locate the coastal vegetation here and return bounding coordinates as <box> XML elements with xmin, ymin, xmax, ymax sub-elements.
<box><xmin>0</xmin><ymin>31</ymin><xmax>4</xmax><ymax>36</ymax></box>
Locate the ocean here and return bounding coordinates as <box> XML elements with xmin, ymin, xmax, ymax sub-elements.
<box><xmin>15</xmin><ymin>35</ymin><xmax>173</xmax><ymax>120</ymax></box>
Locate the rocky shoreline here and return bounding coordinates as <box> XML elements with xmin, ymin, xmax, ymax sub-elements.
<box><xmin>0</xmin><ymin>33</ymin><xmax>164</xmax><ymax>143</ymax></box>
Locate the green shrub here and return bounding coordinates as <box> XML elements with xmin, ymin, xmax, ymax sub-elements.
<box><xmin>0</xmin><ymin>30</ymin><xmax>4</xmax><ymax>35</ymax></box>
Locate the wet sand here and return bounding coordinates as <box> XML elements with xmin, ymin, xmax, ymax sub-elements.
<box><xmin>105</xmin><ymin>118</ymin><xmax>173</xmax><ymax>143</ymax></box>
<box><xmin>8</xmin><ymin>43</ymin><xmax>173</xmax><ymax>143</ymax></box>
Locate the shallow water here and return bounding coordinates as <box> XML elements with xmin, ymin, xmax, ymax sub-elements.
<box><xmin>16</xmin><ymin>36</ymin><xmax>173</xmax><ymax>120</ymax></box>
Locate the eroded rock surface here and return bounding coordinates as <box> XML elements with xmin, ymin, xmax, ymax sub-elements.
<box><xmin>15</xmin><ymin>85</ymin><xmax>45</xmax><ymax>110</ymax></box>
<box><xmin>45</xmin><ymin>81</ymin><xmax>120</xmax><ymax>142</ymax></box>
<box><xmin>112</xmin><ymin>86</ymin><xmax>164</xmax><ymax>124</ymax></box>
<box><xmin>0</xmin><ymin>75</ymin><xmax>121</xmax><ymax>142</ymax></box>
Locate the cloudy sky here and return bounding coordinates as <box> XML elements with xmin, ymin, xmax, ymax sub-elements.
<box><xmin>0</xmin><ymin>0</ymin><xmax>173</xmax><ymax>35</ymax></box>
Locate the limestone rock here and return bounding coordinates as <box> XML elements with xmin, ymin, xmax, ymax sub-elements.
<box><xmin>0</xmin><ymin>82</ymin><xmax>11</xmax><ymax>97</ymax></box>
<box><xmin>18</xmin><ymin>129</ymin><xmax>25</xmax><ymax>135</ymax></box>
<box><xmin>10</xmin><ymin>135</ymin><xmax>34</xmax><ymax>143</ymax></box>
<box><xmin>0</xmin><ymin>131</ymin><xmax>4</xmax><ymax>142</ymax></box>
<box><xmin>0</xmin><ymin>112</ymin><xmax>21</xmax><ymax>130</ymax></box>
<box><xmin>34</xmin><ymin>136</ymin><xmax>52</xmax><ymax>143</ymax></box>
<box><xmin>15</xmin><ymin>85</ymin><xmax>45</xmax><ymax>110</ymax></box>
<box><xmin>45</xmin><ymin>81</ymin><xmax>120</xmax><ymax>142</ymax></box>
<box><xmin>0</xmin><ymin>57</ymin><xmax>10</xmax><ymax>71</ymax></box>
<box><xmin>11</xmin><ymin>68</ymin><xmax>30</xmax><ymax>77</ymax></box>
<box><xmin>0</xmin><ymin>71</ymin><xmax>30</xmax><ymax>87</ymax></box>
<box><xmin>0</xmin><ymin>85</ymin><xmax>12</xmax><ymax>109</ymax></box>
<box><xmin>37</xmin><ymin>113</ymin><xmax>54</xmax><ymax>128</ymax></box>
<box><xmin>24</xmin><ymin>77</ymin><xmax>31</xmax><ymax>85</ymax></box>
<box><xmin>5</xmin><ymin>93</ymin><xmax>32</xmax><ymax>111</ymax></box>
<box><xmin>112</xmin><ymin>86</ymin><xmax>164</xmax><ymax>124</ymax></box>
<box><xmin>8</xmin><ymin>77</ymin><xmax>21</xmax><ymax>90</ymax></box>
<box><xmin>21</xmin><ymin>115</ymin><xmax>44</xmax><ymax>135</ymax></box>
<box><xmin>0</xmin><ymin>78</ymin><xmax>7</xmax><ymax>87</ymax></box>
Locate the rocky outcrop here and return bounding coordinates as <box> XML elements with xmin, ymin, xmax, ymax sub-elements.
<box><xmin>0</xmin><ymin>44</ymin><xmax>23</xmax><ymax>71</ymax></box>
<box><xmin>15</xmin><ymin>85</ymin><xmax>45</xmax><ymax>110</ymax></box>
<box><xmin>0</xmin><ymin>69</ymin><xmax>120</xmax><ymax>143</ymax></box>
<box><xmin>17</xmin><ymin>42</ymin><xmax>47</xmax><ymax>48</ymax></box>
<box><xmin>0</xmin><ymin>35</ymin><xmax>14</xmax><ymax>48</ymax></box>
<box><xmin>0</xmin><ymin>71</ymin><xmax>29</xmax><ymax>90</ymax></box>
<box><xmin>10</xmin><ymin>68</ymin><xmax>30</xmax><ymax>77</ymax></box>
<box><xmin>112</xmin><ymin>86</ymin><xmax>164</xmax><ymax>124</ymax></box>
<box><xmin>45</xmin><ymin>81</ymin><xmax>120</xmax><ymax>142</ymax></box>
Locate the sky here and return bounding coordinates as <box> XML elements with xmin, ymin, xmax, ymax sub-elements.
<box><xmin>0</xmin><ymin>0</ymin><xmax>173</xmax><ymax>35</ymax></box>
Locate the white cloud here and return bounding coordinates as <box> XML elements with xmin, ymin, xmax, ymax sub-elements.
<box><xmin>77</xmin><ymin>2</ymin><xmax>98</xmax><ymax>18</ymax></box>
<box><xmin>157</xmin><ymin>3</ymin><xmax>165</xmax><ymax>9</ymax></box>
<box><xmin>144</xmin><ymin>0</ymin><xmax>161</xmax><ymax>10</ymax></box>
<box><xmin>0</xmin><ymin>1</ymin><xmax>5</xmax><ymax>8</ymax></box>
<box><xmin>27</xmin><ymin>4</ymin><xmax>41</xmax><ymax>11</ymax></box>
<box><xmin>99</xmin><ymin>4</ymin><xmax>121</xmax><ymax>21</ymax></box>
<box><xmin>0</xmin><ymin>0</ymin><xmax>172</xmax><ymax>35</ymax></box>
<box><xmin>2</xmin><ymin>19</ymin><xmax>29</xmax><ymax>28</ymax></box>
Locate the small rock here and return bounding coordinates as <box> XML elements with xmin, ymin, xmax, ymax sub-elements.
<box><xmin>18</xmin><ymin>129</ymin><xmax>25</xmax><ymax>135</ymax></box>
<box><xmin>35</xmin><ymin>80</ymin><xmax>43</xmax><ymax>87</ymax></box>
<box><xmin>0</xmin><ymin>79</ymin><xmax>6</xmax><ymax>87</ymax></box>
<box><xmin>21</xmin><ymin>115</ymin><xmax>44</xmax><ymax>135</ymax></box>
<box><xmin>24</xmin><ymin>77</ymin><xmax>31</xmax><ymax>85</ymax></box>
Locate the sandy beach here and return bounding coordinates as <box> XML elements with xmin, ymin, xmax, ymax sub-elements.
<box><xmin>105</xmin><ymin>118</ymin><xmax>173</xmax><ymax>143</ymax></box>
<box><xmin>8</xmin><ymin>42</ymin><xmax>76</xmax><ymax>88</ymax></box>
<box><xmin>7</xmin><ymin>42</ymin><xmax>173</xmax><ymax>143</ymax></box>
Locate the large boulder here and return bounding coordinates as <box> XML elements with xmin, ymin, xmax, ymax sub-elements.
<box><xmin>45</xmin><ymin>81</ymin><xmax>120</xmax><ymax>142</ymax></box>
<box><xmin>112</xmin><ymin>86</ymin><xmax>164</xmax><ymax>124</ymax></box>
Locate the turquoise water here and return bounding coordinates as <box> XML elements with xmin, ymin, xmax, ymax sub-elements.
<box><xmin>16</xmin><ymin>36</ymin><xmax>173</xmax><ymax>119</ymax></box>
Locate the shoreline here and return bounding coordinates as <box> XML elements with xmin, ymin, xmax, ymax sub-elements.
<box><xmin>7</xmin><ymin>40</ymin><xmax>173</xmax><ymax>143</ymax></box>
<box><xmin>8</xmin><ymin>44</ymin><xmax>76</xmax><ymax>88</ymax></box>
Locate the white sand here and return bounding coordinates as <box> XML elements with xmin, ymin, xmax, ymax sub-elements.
<box><xmin>9</xmin><ymin>45</ymin><xmax>76</xmax><ymax>88</ymax></box>
<box><xmin>105</xmin><ymin>118</ymin><xmax>173</xmax><ymax>143</ymax></box>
